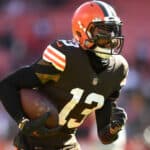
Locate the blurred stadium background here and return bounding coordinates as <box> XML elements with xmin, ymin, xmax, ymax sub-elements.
<box><xmin>0</xmin><ymin>0</ymin><xmax>150</xmax><ymax>149</ymax></box>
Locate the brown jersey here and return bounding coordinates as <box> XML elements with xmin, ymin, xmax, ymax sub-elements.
<box><xmin>21</xmin><ymin>39</ymin><xmax>128</xmax><ymax>149</ymax></box>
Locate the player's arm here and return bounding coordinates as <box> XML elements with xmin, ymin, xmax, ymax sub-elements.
<box><xmin>0</xmin><ymin>59</ymin><xmax>62</xmax><ymax>119</ymax></box>
<box><xmin>95</xmin><ymin>91</ymin><xmax>127</xmax><ymax>144</ymax></box>
<box><xmin>95</xmin><ymin>99</ymin><xmax>113</xmax><ymax>144</ymax></box>
<box><xmin>95</xmin><ymin>56</ymin><xmax>128</xmax><ymax>144</ymax></box>
<box><xmin>0</xmin><ymin>65</ymin><xmax>43</xmax><ymax>122</ymax></box>
<box><xmin>0</xmin><ymin>41</ymin><xmax>65</xmax><ymax>122</ymax></box>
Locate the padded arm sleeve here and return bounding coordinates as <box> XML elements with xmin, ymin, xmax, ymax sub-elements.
<box><xmin>95</xmin><ymin>100</ymin><xmax>118</xmax><ymax>144</ymax></box>
<box><xmin>95</xmin><ymin>100</ymin><xmax>111</xmax><ymax>130</ymax></box>
<box><xmin>0</xmin><ymin>66</ymin><xmax>42</xmax><ymax>122</ymax></box>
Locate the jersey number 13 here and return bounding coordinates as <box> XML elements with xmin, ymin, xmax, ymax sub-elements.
<box><xmin>59</xmin><ymin>88</ymin><xmax>105</xmax><ymax>128</ymax></box>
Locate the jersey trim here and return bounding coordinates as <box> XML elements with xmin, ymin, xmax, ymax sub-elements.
<box><xmin>42</xmin><ymin>45</ymin><xmax>66</xmax><ymax>71</ymax></box>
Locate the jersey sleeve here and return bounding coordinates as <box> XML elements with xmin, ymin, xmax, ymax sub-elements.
<box><xmin>42</xmin><ymin>41</ymin><xmax>66</xmax><ymax>72</ymax></box>
<box><xmin>30</xmin><ymin>41</ymin><xmax>67</xmax><ymax>84</ymax></box>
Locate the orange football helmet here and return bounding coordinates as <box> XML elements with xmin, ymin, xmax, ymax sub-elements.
<box><xmin>72</xmin><ymin>0</ymin><xmax>124</xmax><ymax>57</ymax></box>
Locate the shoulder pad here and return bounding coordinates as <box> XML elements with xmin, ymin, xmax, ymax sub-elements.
<box><xmin>116</xmin><ymin>55</ymin><xmax>128</xmax><ymax>72</ymax></box>
<box><xmin>112</xmin><ymin>55</ymin><xmax>129</xmax><ymax>87</ymax></box>
<box><xmin>112</xmin><ymin>55</ymin><xmax>129</xmax><ymax>73</ymax></box>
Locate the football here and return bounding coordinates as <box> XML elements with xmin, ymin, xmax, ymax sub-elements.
<box><xmin>20</xmin><ymin>88</ymin><xmax>58</xmax><ymax>128</ymax></box>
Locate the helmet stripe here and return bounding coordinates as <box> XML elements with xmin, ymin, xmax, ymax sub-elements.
<box><xmin>95</xmin><ymin>1</ymin><xmax>116</xmax><ymax>17</ymax></box>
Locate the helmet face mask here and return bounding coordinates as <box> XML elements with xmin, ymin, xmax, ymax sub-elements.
<box><xmin>72</xmin><ymin>1</ymin><xmax>124</xmax><ymax>58</ymax></box>
<box><xmin>86</xmin><ymin>21</ymin><xmax>124</xmax><ymax>55</ymax></box>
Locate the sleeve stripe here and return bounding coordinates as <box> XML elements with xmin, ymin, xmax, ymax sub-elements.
<box><xmin>43</xmin><ymin>53</ymin><xmax>65</xmax><ymax>71</ymax></box>
<box><xmin>47</xmin><ymin>45</ymin><xmax>65</xmax><ymax>62</ymax></box>
<box><xmin>42</xmin><ymin>45</ymin><xmax>66</xmax><ymax>71</ymax></box>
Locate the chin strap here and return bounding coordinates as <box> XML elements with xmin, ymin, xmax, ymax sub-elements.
<box><xmin>94</xmin><ymin>46</ymin><xmax>112</xmax><ymax>59</ymax></box>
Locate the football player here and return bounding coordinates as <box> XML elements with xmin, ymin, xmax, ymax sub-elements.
<box><xmin>0</xmin><ymin>1</ymin><xmax>128</xmax><ymax>150</ymax></box>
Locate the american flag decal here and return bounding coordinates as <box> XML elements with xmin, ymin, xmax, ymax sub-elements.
<box><xmin>42</xmin><ymin>45</ymin><xmax>66</xmax><ymax>71</ymax></box>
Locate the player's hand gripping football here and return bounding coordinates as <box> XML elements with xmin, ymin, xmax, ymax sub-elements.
<box><xmin>110</xmin><ymin>103</ymin><xmax>127</xmax><ymax>135</ymax></box>
<box><xmin>15</xmin><ymin>112</ymin><xmax>61</xmax><ymax>149</ymax></box>
<box><xmin>18</xmin><ymin>112</ymin><xmax>62</xmax><ymax>137</ymax></box>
